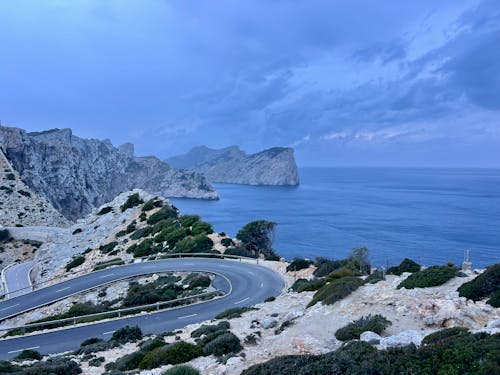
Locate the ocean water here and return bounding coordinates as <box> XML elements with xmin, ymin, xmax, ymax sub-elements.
<box><xmin>171</xmin><ymin>168</ymin><xmax>500</xmax><ymax>269</ymax></box>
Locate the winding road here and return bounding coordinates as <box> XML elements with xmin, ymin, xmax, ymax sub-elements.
<box><xmin>0</xmin><ymin>258</ymin><xmax>284</xmax><ymax>360</ymax></box>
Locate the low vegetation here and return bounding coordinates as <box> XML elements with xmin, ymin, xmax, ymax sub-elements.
<box><xmin>0</xmin><ymin>357</ymin><xmax>81</xmax><ymax>374</ymax></box>
<box><xmin>397</xmin><ymin>265</ymin><xmax>458</xmax><ymax>289</ymax></box>
<box><xmin>242</xmin><ymin>331</ymin><xmax>500</xmax><ymax>375</ymax></box>
<box><xmin>236</xmin><ymin>220</ymin><xmax>279</xmax><ymax>259</ymax></box>
<box><xmin>65</xmin><ymin>255</ymin><xmax>85</xmax><ymax>272</ymax></box>
<box><xmin>93</xmin><ymin>258</ymin><xmax>125</xmax><ymax>271</ymax></box>
<box><xmin>458</xmin><ymin>263</ymin><xmax>500</xmax><ymax>307</ymax></box>
<box><xmin>215</xmin><ymin>307</ymin><xmax>257</xmax><ymax>320</ymax></box>
<box><xmin>335</xmin><ymin>314</ymin><xmax>392</xmax><ymax>341</ymax></box>
<box><xmin>75</xmin><ymin>326</ymin><xmax>143</xmax><ymax>355</ymax></box>
<box><xmin>388</xmin><ymin>258</ymin><xmax>421</xmax><ymax>275</ymax></box>
<box><xmin>0</xmin><ymin>228</ymin><xmax>11</xmax><ymax>242</ymax></box>
<box><xmin>308</xmin><ymin>276</ymin><xmax>363</xmax><ymax>307</ymax></box>
<box><xmin>163</xmin><ymin>365</ymin><xmax>200</xmax><ymax>375</ymax></box>
<box><xmin>286</xmin><ymin>258</ymin><xmax>311</xmax><ymax>272</ymax></box>
<box><xmin>120</xmin><ymin>193</ymin><xmax>144</xmax><ymax>212</ymax></box>
<box><xmin>97</xmin><ymin>206</ymin><xmax>113</xmax><ymax>215</ymax></box>
<box><xmin>291</xmin><ymin>278</ymin><xmax>325</xmax><ymax>293</ymax></box>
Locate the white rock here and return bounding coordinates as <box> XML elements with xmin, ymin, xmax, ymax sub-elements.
<box><xmin>284</xmin><ymin>310</ymin><xmax>304</xmax><ymax>321</ymax></box>
<box><xmin>262</xmin><ymin>318</ymin><xmax>278</xmax><ymax>329</ymax></box>
<box><xmin>360</xmin><ymin>331</ymin><xmax>382</xmax><ymax>345</ymax></box>
<box><xmin>380</xmin><ymin>330</ymin><xmax>425</xmax><ymax>348</ymax></box>
<box><xmin>487</xmin><ymin>319</ymin><xmax>500</xmax><ymax>329</ymax></box>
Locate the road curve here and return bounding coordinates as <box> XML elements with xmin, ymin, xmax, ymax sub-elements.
<box><xmin>0</xmin><ymin>258</ymin><xmax>284</xmax><ymax>359</ymax></box>
<box><xmin>3</xmin><ymin>261</ymin><xmax>34</xmax><ymax>299</ymax></box>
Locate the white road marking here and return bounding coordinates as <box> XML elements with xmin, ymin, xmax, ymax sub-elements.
<box><xmin>234</xmin><ymin>297</ymin><xmax>249</xmax><ymax>305</ymax></box>
<box><xmin>103</xmin><ymin>330</ymin><xmax>115</xmax><ymax>335</ymax></box>
<box><xmin>8</xmin><ymin>346</ymin><xmax>40</xmax><ymax>354</ymax></box>
<box><xmin>178</xmin><ymin>313</ymin><xmax>198</xmax><ymax>319</ymax></box>
<box><xmin>0</xmin><ymin>303</ymin><xmax>20</xmax><ymax>311</ymax></box>
<box><xmin>99</xmin><ymin>273</ymin><xmax>115</xmax><ymax>279</ymax></box>
<box><xmin>260</xmin><ymin>282</ymin><xmax>264</xmax><ymax>288</ymax></box>
<box><xmin>55</xmin><ymin>287</ymin><xmax>70</xmax><ymax>292</ymax></box>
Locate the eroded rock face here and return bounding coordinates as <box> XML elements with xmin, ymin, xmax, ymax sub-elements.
<box><xmin>0</xmin><ymin>126</ymin><xmax>218</xmax><ymax>220</ymax></box>
<box><xmin>167</xmin><ymin>145</ymin><xmax>300</xmax><ymax>186</ymax></box>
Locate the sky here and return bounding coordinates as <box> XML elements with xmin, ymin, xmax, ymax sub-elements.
<box><xmin>0</xmin><ymin>0</ymin><xmax>499</xmax><ymax>167</ymax></box>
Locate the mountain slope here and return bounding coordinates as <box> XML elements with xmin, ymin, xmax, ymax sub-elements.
<box><xmin>167</xmin><ymin>146</ymin><xmax>299</xmax><ymax>186</ymax></box>
<box><xmin>0</xmin><ymin>126</ymin><xmax>218</xmax><ymax>220</ymax></box>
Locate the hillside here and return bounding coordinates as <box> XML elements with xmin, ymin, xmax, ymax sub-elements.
<box><xmin>167</xmin><ymin>146</ymin><xmax>299</xmax><ymax>186</ymax></box>
<box><xmin>0</xmin><ymin>126</ymin><xmax>218</xmax><ymax>220</ymax></box>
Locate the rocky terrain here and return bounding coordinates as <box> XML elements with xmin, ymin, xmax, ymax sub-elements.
<box><xmin>0</xmin><ymin>148</ymin><xmax>69</xmax><ymax>227</ymax></box>
<box><xmin>167</xmin><ymin>146</ymin><xmax>299</xmax><ymax>186</ymax></box>
<box><xmin>0</xmin><ymin>126</ymin><xmax>218</xmax><ymax>220</ymax></box>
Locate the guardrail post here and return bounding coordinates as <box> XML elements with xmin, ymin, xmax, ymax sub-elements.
<box><xmin>156</xmin><ymin>302</ymin><xmax>160</xmax><ymax>311</ymax></box>
<box><xmin>73</xmin><ymin>317</ymin><xmax>76</xmax><ymax>326</ymax></box>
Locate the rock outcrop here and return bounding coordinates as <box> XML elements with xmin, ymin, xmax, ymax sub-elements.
<box><xmin>166</xmin><ymin>146</ymin><xmax>299</xmax><ymax>186</ymax></box>
<box><xmin>0</xmin><ymin>148</ymin><xmax>70</xmax><ymax>227</ymax></box>
<box><xmin>0</xmin><ymin>126</ymin><xmax>218</xmax><ymax>220</ymax></box>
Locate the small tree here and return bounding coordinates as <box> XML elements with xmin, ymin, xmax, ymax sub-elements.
<box><xmin>236</xmin><ymin>220</ymin><xmax>277</xmax><ymax>258</ymax></box>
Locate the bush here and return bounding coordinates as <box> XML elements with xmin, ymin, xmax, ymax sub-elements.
<box><xmin>112</xmin><ymin>326</ymin><xmax>143</xmax><ymax>344</ymax></box>
<box><xmin>18</xmin><ymin>189</ymin><xmax>31</xmax><ymax>197</ymax></box>
<box><xmin>13</xmin><ymin>349</ymin><xmax>43</xmax><ymax>361</ymax></box>
<box><xmin>221</xmin><ymin>238</ymin><xmax>234</xmax><ymax>247</ymax></box>
<box><xmin>65</xmin><ymin>255</ymin><xmax>85</xmax><ymax>272</ymax></box>
<box><xmin>142</xmin><ymin>198</ymin><xmax>162</xmax><ymax>212</ymax></box>
<box><xmin>130</xmin><ymin>226</ymin><xmax>153</xmax><ymax>240</ymax></box>
<box><xmin>421</xmin><ymin>327</ymin><xmax>469</xmax><ymax>345</ymax></box>
<box><xmin>335</xmin><ymin>314</ymin><xmax>392</xmax><ymax>341</ymax></box>
<box><xmin>93</xmin><ymin>258</ymin><xmax>124</xmax><ymax>271</ymax></box>
<box><xmin>88</xmin><ymin>357</ymin><xmax>105</xmax><ymax>367</ymax></box>
<box><xmin>325</xmin><ymin>267</ymin><xmax>358</xmax><ymax>282</ymax></box>
<box><xmin>224</xmin><ymin>246</ymin><xmax>258</xmax><ymax>258</ymax></box>
<box><xmin>121</xmin><ymin>193</ymin><xmax>144</xmax><ymax>212</ymax></box>
<box><xmin>72</xmin><ymin>228</ymin><xmax>82</xmax><ymax>235</ymax></box>
<box><xmin>286</xmin><ymin>258</ymin><xmax>311</xmax><ymax>272</ymax></box>
<box><xmin>291</xmin><ymin>278</ymin><xmax>325</xmax><ymax>293</ymax></box>
<box><xmin>188</xmin><ymin>275</ymin><xmax>211</xmax><ymax>289</ymax></box>
<box><xmin>458</xmin><ymin>263</ymin><xmax>500</xmax><ymax>306</ymax></box>
<box><xmin>5</xmin><ymin>172</ymin><xmax>15</xmax><ymax>180</ymax></box>
<box><xmin>313</xmin><ymin>257</ymin><xmax>349</xmax><ymax>277</ymax></box>
<box><xmin>398</xmin><ymin>265</ymin><xmax>458</xmax><ymax>289</ymax></box>
<box><xmin>215</xmin><ymin>307</ymin><xmax>256</xmax><ymax>320</ymax></box>
<box><xmin>139</xmin><ymin>342</ymin><xmax>203</xmax><ymax>369</ymax></box>
<box><xmin>163</xmin><ymin>365</ymin><xmax>200</xmax><ymax>375</ymax></box>
<box><xmin>191</xmin><ymin>321</ymin><xmax>230</xmax><ymax>338</ymax></box>
<box><xmin>203</xmin><ymin>332</ymin><xmax>242</xmax><ymax>356</ymax></box>
<box><xmin>242</xmin><ymin>332</ymin><xmax>500</xmax><ymax>375</ymax></box>
<box><xmin>147</xmin><ymin>206</ymin><xmax>178</xmax><ymax>225</ymax></box>
<box><xmin>308</xmin><ymin>276</ymin><xmax>363</xmax><ymax>307</ymax></box>
<box><xmin>0</xmin><ymin>229</ymin><xmax>11</xmax><ymax>242</ymax></box>
<box><xmin>20</xmin><ymin>358</ymin><xmax>82</xmax><ymax>374</ymax></box>
<box><xmin>236</xmin><ymin>220</ymin><xmax>277</xmax><ymax>258</ymax></box>
<box><xmin>264</xmin><ymin>296</ymin><xmax>276</xmax><ymax>302</ymax></box>
<box><xmin>364</xmin><ymin>269</ymin><xmax>384</xmax><ymax>284</ymax></box>
<box><xmin>190</xmin><ymin>220</ymin><xmax>213</xmax><ymax>235</ymax></box>
<box><xmin>99</xmin><ymin>241</ymin><xmax>118</xmax><ymax>254</ymax></box>
<box><xmin>487</xmin><ymin>289</ymin><xmax>500</xmax><ymax>307</ymax></box>
<box><xmin>175</xmin><ymin>235</ymin><xmax>213</xmax><ymax>253</ymax></box>
<box><xmin>97</xmin><ymin>206</ymin><xmax>113</xmax><ymax>215</ymax></box>
<box><xmin>388</xmin><ymin>258</ymin><xmax>421</xmax><ymax>275</ymax></box>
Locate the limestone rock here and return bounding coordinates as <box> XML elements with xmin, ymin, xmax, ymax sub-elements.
<box><xmin>262</xmin><ymin>318</ymin><xmax>278</xmax><ymax>329</ymax></box>
<box><xmin>167</xmin><ymin>146</ymin><xmax>299</xmax><ymax>186</ymax></box>
<box><xmin>0</xmin><ymin>126</ymin><xmax>218</xmax><ymax>220</ymax></box>
<box><xmin>360</xmin><ymin>331</ymin><xmax>382</xmax><ymax>345</ymax></box>
<box><xmin>380</xmin><ymin>330</ymin><xmax>425</xmax><ymax>348</ymax></box>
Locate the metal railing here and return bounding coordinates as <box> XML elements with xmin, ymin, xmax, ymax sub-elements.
<box><xmin>0</xmin><ymin>290</ymin><xmax>222</xmax><ymax>336</ymax></box>
<box><xmin>0</xmin><ymin>252</ymin><xmax>259</xmax><ymax>301</ymax></box>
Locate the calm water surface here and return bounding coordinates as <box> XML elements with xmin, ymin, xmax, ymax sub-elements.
<box><xmin>171</xmin><ymin>168</ymin><xmax>500</xmax><ymax>268</ymax></box>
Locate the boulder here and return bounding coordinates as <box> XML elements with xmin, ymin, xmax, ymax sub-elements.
<box><xmin>380</xmin><ymin>330</ymin><xmax>425</xmax><ymax>348</ymax></box>
<box><xmin>262</xmin><ymin>318</ymin><xmax>278</xmax><ymax>329</ymax></box>
<box><xmin>360</xmin><ymin>331</ymin><xmax>382</xmax><ymax>345</ymax></box>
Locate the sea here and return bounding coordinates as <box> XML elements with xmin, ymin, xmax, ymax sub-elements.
<box><xmin>171</xmin><ymin>168</ymin><xmax>500</xmax><ymax>269</ymax></box>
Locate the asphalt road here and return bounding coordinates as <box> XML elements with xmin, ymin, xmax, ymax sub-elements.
<box><xmin>0</xmin><ymin>258</ymin><xmax>284</xmax><ymax>359</ymax></box>
<box><xmin>3</xmin><ymin>261</ymin><xmax>34</xmax><ymax>299</ymax></box>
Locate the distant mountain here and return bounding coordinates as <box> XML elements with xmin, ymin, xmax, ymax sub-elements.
<box><xmin>167</xmin><ymin>146</ymin><xmax>299</xmax><ymax>186</ymax></box>
<box><xmin>0</xmin><ymin>126</ymin><xmax>218</xmax><ymax>220</ymax></box>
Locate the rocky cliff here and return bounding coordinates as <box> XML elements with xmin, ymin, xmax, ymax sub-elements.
<box><xmin>0</xmin><ymin>126</ymin><xmax>218</xmax><ymax>220</ymax></box>
<box><xmin>167</xmin><ymin>146</ymin><xmax>300</xmax><ymax>185</ymax></box>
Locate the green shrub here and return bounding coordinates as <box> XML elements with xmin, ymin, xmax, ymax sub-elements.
<box><xmin>487</xmin><ymin>289</ymin><xmax>500</xmax><ymax>307</ymax></box>
<box><xmin>203</xmin><ymin>332</ymin><xmax>242</xmax><ymax>356</ymax></box>
<box><xmin>139</xmin><ymin>342</ymin><xmax>203</xmax><ymax>369</ymax></box>
<box><xmin>72</xmin><ymin>228</ymin><xmax>82</xmax><ymax>235</ymax></box>
<box><xmin>5</xmin><ymin>172</ymin><xmax>15</xmax><ymax>180</ymax></box>
<box><xmin>388</xmin><ymin>258</ymin><xmax>421</xmax><ymax>275</ymax></box>
<box><xmin>221</xmin><ymin>238</ymin><xmax>234</xmax><ymax>247</ymax></box>
<box><xmin>163</xmin><ymin>365</ymin><xmax>200</xmax><ymax>375</ymax></box>
<box><xmin>364</xmin><ymin>269</ymin><xmax>384</xmax><ymax>284</ymax></box>
<box><xmin>190</xmin><ymin>220</ymin><xmax>213</xmax><ymax>235</ymax></box>
<box><xmin>130</xmin><ymin>226</ymin><xmax>153</xmax><ymax>240</ymax></box>
<box><xmin>291</xmin><ymin>278</ymin><xmax>325</xmax><ymax>293</ymax></box>
<box><xmin>120</xmin><ymin>193</ymin><xmax>144</xmax><ymax>212</ymax></box>
<box><xmin>265</xmin><ymin>296</ymin><xmax>276</xmax><ymax>302</ymax></box>
<box><xmin>236</xmin><ymin>220</ymin><xmax>277</xmax><ymax>258</ymax></box>
<box><xmin>224</xmin><ymin>246</ymin><xmax>258</xmax><ymax>258</ymax></box>
<box><xmin>175</xmin><ymin>235</ymin><xmax>213</xmax><ymax>253</ymax></box>
<box><xmin>308</xmin><ymin>276</ymin><xmax>363</xmax><ymax>307</ymax></box>
<box><xmin>215</xmin><ymin>307</ymin><xmax>256</xmax><ymax>320</ymax></box>
<box><xmin>65</xmin><ymin>255</ymin><xmax>85</xmax><ymax>272</ymax></box>
<box><xmin>18</xmin><ymin>189</ymin><xmax>31</xmax><ymax>197</ymax></box>
<box><xmin>188</xmin><ymin>275</ymin><xmax>211</xmax><ymax>289</ymax></box>
<box><xmin>458</xmin><ymin>263</ymin><xmax>500</xmax><ymax>306</ymax></box>
<box><xmin>398</xmin><ymin>265</ymin><xmax>458</xmax><ymax>289</ymax></box>
<box><xmin>88</xmin><ymin>356</ymin><xmax>105</xmax><ymax>367</ymax></box>
<box><xmin>0</xmin><ymin>229</ymin><xmax>11</xmax><ymax>242</ymax></box>
<box><xmin>335</xmin><ymin>314</ymin><xmax>392</xmax><ymax>341</ymax></box>
<box><xmin>242</xmin><ymin>332</ymin><xmax>500</xmax><ymax>375</ymax></box>
<box><xmin>325</xmin><ymin>267</ymin><xmax>357</xmax><ymax>282</ymax></box>
<box><xmin>19</xmin><ymin>357</ymin><xmax>82</xmax><ymax>374</ymax></box>
<box><xmin>191</xmin><ymin>321</ymin><xmax>230</xmax><ymax>338</ymax></box>
<box><xmin>286</xmin><ymin>258</ymin><xmax>311</xmax><ymax>272</ymax></box>
<box><xmin>99</xmin><ymin>241</ymin><xmax>118</xmax><ymax>254</ymax></box>
<box><xmin>313</xmin><ymin>257</ymin><xmax>350</xmax><ymax>277</ymax></box>
<box><xmin>142</xmin><ymin>198</ymin><xmax>163</xmax><ymax>212</ymax></box>
<box><xmin>147</xmin><ymin>206</ymin><xmax>178</xmax><ymax>225</ymax></box>
<box><xmin>97</xmin><ymin>206</ymin><xmax>113</xmax><ymax>215</ymax></box>
<box><xmin>93</xmin><ymin>258</ymin><xmax>124</xmax><ymax>271</ymax></box>
<box><xmin>13</xmin><ymin>349</ymin><xmax>43</xmax><ymax>361</ymax></box>
<box><xmin>112</xmin><ymin>326</ymin><xmax>143</xmax><ymax>344</ymax></box>
<box><xmin>105</xmin><ymin>350</ymin><xmax>145</xmax><ymax>372</ymax></box>
<box><xmin>421</xmin><ymin>327</ymin><xmax>469</xmax><ymax>345</ymax></box>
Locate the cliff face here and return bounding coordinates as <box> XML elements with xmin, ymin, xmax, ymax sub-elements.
<box><xmin>0</xmin><ymin>126</ymin><xmax>218</xmax><ymax>220</ymax></box>
<box><xmin>167</xmin><ymin>146</ymin><xmax>300</xmax><ymax>186</ymax></box>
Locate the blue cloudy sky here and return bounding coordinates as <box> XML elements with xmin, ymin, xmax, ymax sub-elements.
<box><xmin>1</xmin><ymin>0</ymin><xmax>499</xmax><ymax>167</ymax></box>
